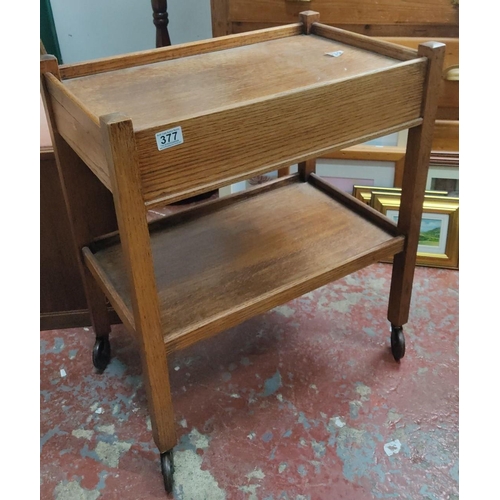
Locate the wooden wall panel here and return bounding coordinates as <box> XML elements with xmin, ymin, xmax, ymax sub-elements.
<box><xmin>40</xmin><ymin>149</ymin><xmax>88</xmax><ymax>320</ymax></box>
<box><xmin>40</xmin><ymin>149</ymin><xmax>120</xmax><ymax>330</ymax></box>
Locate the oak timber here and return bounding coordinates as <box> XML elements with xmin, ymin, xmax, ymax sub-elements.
<box><xmin>41</xmin><ymin>55</ymin><xmax>118</xmax><ymax>339</ymax></box>
<box><xmin>379</xmin><ymin>37</ymin><xmax>458</xmax><ymax>121</ymax></box>
<box><xmin>44</xmin><ymin>74</ymin><xmax>110</xmax><ymax>189</ymax></box>
<box><xmin>311</xmin><ymin>23</ymin><xmax>418</xmax><ymax>61</ymax></box>
<box><xmin>431</xmin><ymin>120</ymin><xmax>459</xmax><ymax>152</ymax></box>
<box><xmin>215</xmin><ymin>0</ymin><xmax>458</xmax><ymax>38</ymax></box>
<box><xmin>230</xmin><ymin>22</ymin><xmax>458</xmax><ymax>39</ymax></box>
<box><xmin>59</xmin><ymin>34</ymin><xmax>425</xmax><ymax>205</ymax></box>
<box><xmin>89</xmin><ymin>181</ymin><xmax>404</xmax><ymax>354</ymax></box>
<box><xmin>62</xmin><ymin>35</ymin><xmax>412</xmax><ymax>129</ymax></box>
<box><xmin>41</xmin><ymin>13</ymin><xmax>445</xmax><ymax>472</ymax></box>
<box><xmin>388</xmin><ymin>42</ymin><xmax>446</xmax><ymax>326</ymax></box>
<box><xmin>100</xmin><ymin>113</ymin><xmax>177</xmax><ymax>453</ymax></box>
<box><xmin>229</xmin><ymin>0</ymin><xmax>458</xmax><ymax>28</ymax></box>
<box><xmin>59</xmin><ymin>24</ymin><xmax>302</xmax><ymax>79</ymax></box>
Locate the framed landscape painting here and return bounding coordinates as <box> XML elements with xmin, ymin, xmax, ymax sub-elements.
<box><xmin>371</xmin><ymin>192</ymin><xmax>459</xmax><ymax>269</ymax></box>
<box><xmin>352</xmin><ymin>185</ymin><xmax>448</xmax><ymax>205</ymax></box>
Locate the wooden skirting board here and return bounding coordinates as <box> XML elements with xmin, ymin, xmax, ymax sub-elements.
<box><xmin>41</xmin><ymin>308</ymin><xmax>121</xmax><ymax>331</ymax></box>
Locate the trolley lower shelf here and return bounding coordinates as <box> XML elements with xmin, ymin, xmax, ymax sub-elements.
<box><xmin>84</xmin><ymin>174</ymin><xmax>404</xmax><ymax>354</ymax></box>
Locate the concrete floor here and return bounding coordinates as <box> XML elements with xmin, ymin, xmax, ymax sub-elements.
<box><xmin>40</xmin><ymin>263</ymin><xmax>459</xmax><ymax>499</ymax></box>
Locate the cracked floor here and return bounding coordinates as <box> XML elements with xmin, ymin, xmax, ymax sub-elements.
<box><xmin>40</xmin><ymin>263</ymin><xmax>459</xmax><ymax>499</ymax></box>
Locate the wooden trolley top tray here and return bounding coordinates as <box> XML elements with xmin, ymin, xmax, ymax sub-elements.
<box><xmin>85</xmin><ymin>176</ymin><xmax>404</xmax><ymax>353</ymax></box>
<box><xmin>44</xmin><ymin>20</ymin><xmax>427</xmax><ymax>205</ymax></box>
<box><xmin>62</xmin><ymin>34</ymin><xmax>413</xmax><ymax>130</ymax></box>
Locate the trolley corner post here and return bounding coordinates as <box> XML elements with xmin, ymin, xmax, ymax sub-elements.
<box><xmin>297</xmin><ymin>11</ymin><xmax>320</xmax><ymax>182</ymax></box>
<box><xmin>40</xmin><ymin>54</ymin><xmax>116</xmax><ymax>356</ymax></box>
<box><xmin>299</xmin><ymin>10</ymin><xmax>320</xmax><ymax>35</ymax></box>
<box><xmin>99</xmin><ymin>113</ymin><xmax>177</xmax><ymax>491</ymax></box>
<box><xmin>387</xmin><ymin>41</ymin><xmax>446</xmax><ymax>359</ymax></box>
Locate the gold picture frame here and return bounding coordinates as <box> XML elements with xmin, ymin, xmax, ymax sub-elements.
<box><xmin>371</xmin><ymin>191</ymin><xmax>459</xmax><ymax>270</ymax></box>
<box><xmin>352</xmin><ymin>185</ymin><xmax>448</xmax><ymax>205</ymax></box>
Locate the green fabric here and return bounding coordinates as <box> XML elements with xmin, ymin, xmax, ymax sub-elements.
<box><xmin>40</xmin><ymin>0</ymin><xmax>62</xmax><ymax>63</ymax></box>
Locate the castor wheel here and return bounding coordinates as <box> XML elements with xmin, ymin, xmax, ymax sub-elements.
<box><xmin>160</xmin><ymin>450</ymin><xmax>175</xmax><ymax>493</ymax></box>
<box><xmin>92</xmin><ymin>337</ymin><xmax>111</xmax><ymax>371</ymax></box>
<box><xmin>390</xmin><ymin>325</ymin><xmax>405</xmax><ymax>361</ymax></box>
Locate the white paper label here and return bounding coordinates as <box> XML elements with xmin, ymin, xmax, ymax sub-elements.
<box><xmin>155</xmin><ymin>126</ymin><xmax>184</xmax><ymax>151</ymax></box>
<box><xmin>325</xmin><ymin>50</ymin><xmax>344</xmax><ymax>58</ymax></box>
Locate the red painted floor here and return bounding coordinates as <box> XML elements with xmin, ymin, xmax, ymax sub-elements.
<box><xmin>40</xmin><ymin>263</ymin><xmax>458</xmax><ymax>499</ymax></box>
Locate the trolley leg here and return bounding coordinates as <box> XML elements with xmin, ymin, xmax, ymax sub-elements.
<box><xmin>86</xmin><ymin>274</ymin><xmax>112</xmax><ymax>372</ymax></box>
<box><xmin>101</xmin><ymin>113</ymin><xmax>177</xmax><ymax>493</ymax></box>
<box><xmin>141</xmin><ymin>350</ymin><xmax>176</xmax><ymax>493</ymax></box>
<box><xmin>298</xmin><ymin>158</ymin><xmax>316</xmax><ymax>181</ymax></box>
<box><xmin>41</xmin><ymin>55</ymin><xmax>118</xmax><ymax>372</ymax></box>
<box><xmin>387</xmin><ymin>41</ymin><xmax>446</xmax><ymax>361</ymax></box>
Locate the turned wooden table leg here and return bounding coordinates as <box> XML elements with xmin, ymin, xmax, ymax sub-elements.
<box><xmin>387</xmin><ymin>42</ymin><xmax>446</xmax><ymax>359</ymax></box>
<box><xmin>152</xmin><ymin>0</ymin><xmax>171</xmax><ymax>48</ymax></box>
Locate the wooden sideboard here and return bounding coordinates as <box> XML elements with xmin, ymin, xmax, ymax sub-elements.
<box><xmin>211</xmin><ymin>0</ymin><xmax>459</xmax><ymax>38</ymax></box>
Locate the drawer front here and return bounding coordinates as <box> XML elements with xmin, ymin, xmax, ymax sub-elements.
<box><xmin>136</xmin><ymin>60</ymin><xmax>426</xmax><ymax>206</ymax></box>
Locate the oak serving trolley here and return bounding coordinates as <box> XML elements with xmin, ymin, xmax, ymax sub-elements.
<box><xmin>40</xmin><ymin>11</ymin><xmax>444</xmax><ymax>493</ymax></box>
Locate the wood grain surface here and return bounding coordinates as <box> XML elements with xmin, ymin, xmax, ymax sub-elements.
<box><xmin>100</xmin><ymin>113</ymin><xmax>177</xmax><ymax>453</ymax></box>
<box><xmin>228</xmin><ymin>0</ymin><xmax>458</xmax><ymax>31</ymax></box>
<box><xmin>90</xmin><ymin>180</ymin><xmax>404</xmax><ymax>353</ymax></box>
<box><xmin>41</xmin><ymin>55</ymin><xmax>118</xmax><ymax>338</ymax></box>
<box><xmin>42</xmin><ymin>14</ymin><xmax>446</xmax><ymax>461</ymax></box>
<box><xmin>388</xmin><ymin>42</ymin><xmax>446</xmax><ymax>327</ymax></box>
<box><xmin>62</xmin><ymin>35</ymin><xmax>402</xmax><ymax>129</ymax></box>
<box><xmin>311</xmin><ymin>23</ymin><xmax>418</xmax><ymax>61</ymax></box>
<box><xmin>40</xmin><ymin>149</ymin><xmax>89</xmax><ymax>318</ymax></box>
<box><xmin>59</xmin><ymin>24</ymin><xmax>302</xmax><ymax>79</ymax></box>
<box><xmin>229</xmin><ymin>21</ymin><xmax>458</xmax><ymax>38</ymax></box>
<box><xmin>431</xmin><ymin>120</ymin><xmax>459</xmax><ymax>152</ymax></box>
<box><xmin>136</xmin><ymin>59</ymin><xmax>425</xmax><ymax>205</ymax></box>
<box><xmin>379</xmin><ymin>37</ymin><xmax>458</xmax><ymax>120</ymax></box>
<box><xmin>45</xmin><ymin>74</ymin><xmax>110</xmax><ymax>189</ymax></box>
<box><xmin>56</xmin><ymin>32</ymin><xmax>428</xmax><ymax>206</ymax></box>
